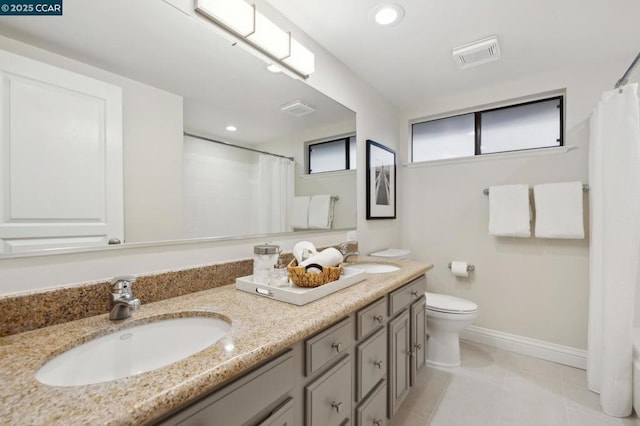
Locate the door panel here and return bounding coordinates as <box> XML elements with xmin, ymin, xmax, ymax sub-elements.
<box><xmin>0</xmin><ymin>49</ymin><xmax>123</xmax><ymax>253</ymax></box>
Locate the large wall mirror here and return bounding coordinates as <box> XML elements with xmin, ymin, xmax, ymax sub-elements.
<box><xmin>0</xmin><ymin>0</ymin><xmax>356</xmax><ymax>256</ymax></box>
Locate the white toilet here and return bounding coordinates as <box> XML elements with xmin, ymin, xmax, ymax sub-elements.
<box><xmin>424</xmin><ymin>292</ymin><xmax>478</xmax><ymax>367</ymax></box>
<box><xmin>370</xmin><ymin>248</ymin><xmax>479</xmax><ymax>368</ymax></box>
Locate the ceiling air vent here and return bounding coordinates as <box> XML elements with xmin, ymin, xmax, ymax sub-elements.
<box><xmin>452</xmin><ymin>35</ymin><xmax>500</xmax><ymax>69</ymax></box>
<box><xmin>280</xmin><ymin>100</ymin><xmax>315</xmax><ymax>117</ymax></box>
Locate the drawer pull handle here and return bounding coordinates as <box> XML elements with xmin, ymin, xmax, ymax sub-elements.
<box><xmin>373</xmin><ymin>360</ymin><xmax>383</xmax><ymax>369</ymax></box>
<box><xmin>373</xmin><ymin>419</ymin><xmax>383</xmax><ymax>426</ymax></box>
<box><xmin>373</xmin><ymin>314</ymin><xmax>384</xmax><ymax>324</ymax></box>
<box><xmin>414</xmin><ymin>343</ymin><xmax>422</xmax><ymax>350</ymax></box>
<box><xmin>410</xmin><ymin>290</ymin><xmax>418</xmax><ymax>297</ymax></box>
<box><xmin>407</xmin><ymin>350</ymin><xmax>415</xmax><ymax>357</ymax></box>
<box><xmin>331</xmin><ymin>401</ymin><xmax>343</xmax><ymax>413</ymax></box>
<box><xmin>331</xmin><ymin>342</ymin><xmax>344</xmax><ymax>353</ymax></box>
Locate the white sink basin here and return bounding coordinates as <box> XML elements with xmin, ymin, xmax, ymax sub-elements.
<box><xmin>36</xmin><ymin>316</ymin><xmax>230</xmax><ymax>387</ymax></box>
<box><xmin>348</xmin><ymin>263</ymin><xmax>400</xmax><ymax>273</ymax></box>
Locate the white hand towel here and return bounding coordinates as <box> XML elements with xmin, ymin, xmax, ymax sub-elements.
<box><xmin>488</xmin><ymin>184</ymin><xmax>531</xmax><ymax>237</ymax></box>
<box><xmin>534</xmin><ymin>182</ymin><xmax>584</xmax><ymax>239</ymax></box>
<box><xmin>308</xmin><ymin>195</ymin><xmax>334</xmax><ymax>229</ymax></box>
<box><xmin>292</xmin><ymin>196</ymin><xmax>310</xmax><ymax>229</ymax></box>
<box><xmin>299</xmin><ymin>247</ymin><xmax>344</xmax><ymax>268</ymax></box>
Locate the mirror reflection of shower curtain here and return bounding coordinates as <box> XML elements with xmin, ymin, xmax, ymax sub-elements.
<box><xmin>587</xmin><ymin>83</ymin><xmax>640</xmax><ymax>417</ymax></box>
<box><xmin>258</xmin><ymin>156</ymin><xmax>295</xmax><ymax>234</ymax></box>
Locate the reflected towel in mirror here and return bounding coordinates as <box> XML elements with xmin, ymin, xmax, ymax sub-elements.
<box><xmin>308</xmin><ymin>195</ymin><xmax>335</xmax><ymax>229</ymax></box>
<box><xmin>292</xmin><ymin>196</ymin><xmax>310</xmax><ymax>229</ymax></box>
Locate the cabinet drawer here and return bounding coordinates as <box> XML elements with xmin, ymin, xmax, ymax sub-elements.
<box><xmin>389</xmin><ymin>275</ymin><xmax>426</xmax><ymax>317</ymax></box>
<box><xmin>305</xmin><ymin>356</ymin><xmax>352</xmax><ymax>426</ymax></box>
<box><xmin>169</xmin><ymin>351</ymin><xmax>294</xmax><ymax>425</ymax></box>
<box><xmin>356</xmin><ymin>380</ymin><xmax>387</xmax><ymax>426</ymax></box>
<box><xmin>258</xmin><ymin>397</ymin><xmax>294</xmax><ymax>426</ymax></box>
<box><xmin>356</xmin><ymin>297</ymin><xmax>386</xmax><ymax>340</ymax></box>
<box><xmin>306</xmin><ymin>317</ymin><xmax>352</xmax><ymax>376</ymax></box>
<box><xmin>356</xmin><ymin>327</ymin><xmax>386</xmax><ymax>401</ymax></box>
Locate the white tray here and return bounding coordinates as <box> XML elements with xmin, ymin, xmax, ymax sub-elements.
<box><xmin>235</xmin><ymin>267</ymin><xmax>366</xmax><ymax>306</ymax></box>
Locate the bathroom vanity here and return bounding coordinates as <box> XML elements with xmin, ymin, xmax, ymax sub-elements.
<box><xmin>0</xmin><ymin>257</ymin><xmax>431</xmax><ymax>425</ymax></box>
<box><xmin>158</xmin><ymin>275</ymin><xmax>427</xmax><ymax>425</ymax></box>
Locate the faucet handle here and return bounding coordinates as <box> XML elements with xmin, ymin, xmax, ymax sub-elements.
<box><xmin>338</xmin><ymin>242</ymin><xmax>349</xmax><ymax>254</ymax></box>
<box><xmin>110</xmin><ymin>275</ymin><xmax>136</xmax><ymax>293</ymax></box>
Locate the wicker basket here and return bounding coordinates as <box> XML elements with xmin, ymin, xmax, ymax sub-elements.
<box><xmin>287</xmin><ymin>259</ymin><xmax>343</xmax><ymax>288</ymax></box>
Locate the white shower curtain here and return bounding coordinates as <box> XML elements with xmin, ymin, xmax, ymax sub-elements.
<box><xmin>587</xmin><ymin>83</ymin><xmax>640</xmax><ymax>417</ymax></box>
<box><xmin>257</xmin><ymin>155</ymin><xmax>295</xmax><ymax>234</ymax></box>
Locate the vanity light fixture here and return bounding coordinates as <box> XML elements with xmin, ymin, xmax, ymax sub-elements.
<box><xmin>226</xmin><ymin>125</ymin><xmax>237</xmax><ymax>131</ymax></box>
<box><xmin>195</xmin><ymin>0</ymin><xmax>315</xmax><ymax>79</ymax></box>
<box><xmin>370</xmin><ymin>3</ymin><xmax>405</xmax><ymax>27</ymax></box>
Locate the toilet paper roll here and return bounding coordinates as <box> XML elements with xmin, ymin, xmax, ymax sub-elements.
<box><xmin>299</xmin><ymin>247</ymin><xmax>344</xmax><ymax>268</ymax></box>
<box><xmin>293</xmin><ymin>241</ymin><xmax>317</xmax><ymax>264</ymax></box>
<box><xmin>450</xmin><ymin>261</ymin><xmax>469</xmax><ymax>278</ymax></box>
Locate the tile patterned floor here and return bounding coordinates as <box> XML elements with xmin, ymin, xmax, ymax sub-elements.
<box><xmin>391</xmin><ymin>340</ymin><xmax>640</xmax><ymax>426</ymax></box>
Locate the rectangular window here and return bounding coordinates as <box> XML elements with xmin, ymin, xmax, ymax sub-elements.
<box><xmin>411</xmin><ymin>95</ymin><xmax>563</xmax><ymax>162</ymax></box>
<box><xmin>307</xmin><ymin>135</ymin><xmax>356</xmax><ymax>174</ymax></box>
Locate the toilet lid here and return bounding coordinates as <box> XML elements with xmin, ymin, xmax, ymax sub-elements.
<box><xmin>426</xmin><ymin>292</ymin><xmax>478</xmax><ymax>313</ymax></box>
<box><xmin>369</xmin><ymin>248</ymin><xmax>411</xmax><ymax>259</ymax></box>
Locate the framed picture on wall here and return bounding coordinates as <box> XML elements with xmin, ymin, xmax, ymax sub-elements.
<box><xmin>366</xmin><ymin>140</ymin><xmax>396</xmax><ymax>219</ymax></box>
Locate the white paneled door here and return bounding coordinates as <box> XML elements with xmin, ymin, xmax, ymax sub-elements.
<box><xmin>0</xmin><ymin>49</ymin><xmax>123</xmax><ymax>254</ymax></box>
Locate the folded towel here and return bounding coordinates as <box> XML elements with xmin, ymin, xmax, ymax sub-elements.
<box><xmin>300</xmin><ymin>247</ymin><xmax>344</xmax><ymax>268</ymax></box>
<box><xmin>534</xmin><ymin>182</ymin><xmax>584</xmax><ymax>239</ymax></box>
<box><xmin>308</xmin><ymin>194</ymin><xmax>334</xmax><ymax>229</ymax></box>
<box><xmin>292</xmin><ymin>196</ymin><xmax>310</xmax><ymax>229</ymax></box>
<box><xmin>488</xmin><ymin>184</ymin><xmax>531</xmax><ymax>237</ymax></box>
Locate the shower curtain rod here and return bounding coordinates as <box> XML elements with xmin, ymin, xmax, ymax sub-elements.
<box><xmin>614</xmin><ymin>51</ymin><xmax>640</xmax><ymax>90</ymax></box>
<box><xmin>184</xmin><ymin>131</ymin><xmax>295</xmax><ymax>162</ymax></box>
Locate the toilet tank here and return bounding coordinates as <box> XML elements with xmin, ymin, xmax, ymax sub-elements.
<box><xmin>370</xmin><ymin>248</ymin><xmax>411</xmax><ymax>260</ymax></box>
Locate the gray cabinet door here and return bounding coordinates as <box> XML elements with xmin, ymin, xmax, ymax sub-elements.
<box><xmin>356</xmin><ymin>327</ymin><xmax>386</xmax><ymax>401</ymax></box>
<box><xmin>388</xmin><ymin>310</ymin><xmax>410</xmax><ymax>417</ymax></box>
<box><xmin>410</xmin><ymin>297</ymin><xmax>426</xmax><ymax>385</ymax></box>
<box><xmin>305</xmin><ymin>356</ymin><xmax>352</xmax><ymax>425</ymax></box>
<box><xmin>258</xmin><ymin>397</ymin><xmax>295</xmax><ymax>426</ymax></box>
<box><xmin>165</xmin><ymin>351</ymin><xmax>294</xmax><ymax>426</ymax></box>
<box><xmin>356</xmin><ymin>380</ymin><xmax>387</xmax><ymax>426</ymax></box>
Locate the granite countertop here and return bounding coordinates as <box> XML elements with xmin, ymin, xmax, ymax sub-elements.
<box><xmin>0</xmin><ymin>257</ymin><xmax>431</xmax><ymax>425</ymax></box>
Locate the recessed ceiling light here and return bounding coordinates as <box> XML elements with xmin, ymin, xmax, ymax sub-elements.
<box><xmin>267</xmin><ymin>64</ymin><xmax>282</xmax><ymax>73</ymax></box>
<box><xmin>370</xmin><ymin>3</ymin><xmax>405</xmax><ymax>27</ymax></box>
<box><xmin>226</xmin><ymin>125</ymin><xmax>237</xmax><ymax>132</ymax></box>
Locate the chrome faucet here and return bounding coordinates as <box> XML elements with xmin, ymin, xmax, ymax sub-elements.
<box><xmin>338</xmin><ymin>242</ymin><xmax>359</xmax><ymax>262</ymax></box>
<box><xmin>109</xmin><ymin>275</ymin><xmax>140</xmax><ymax>320</ymax></box>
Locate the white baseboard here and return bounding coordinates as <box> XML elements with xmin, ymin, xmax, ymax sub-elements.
<box><xmin>460</xmin><ymin>325</ymin><xmax>587</xmax><ymax>369</ymax></box>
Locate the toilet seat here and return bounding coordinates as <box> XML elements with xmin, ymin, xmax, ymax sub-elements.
<box><xmin>426</xmin><ymin>292</ymin><xmax>478</xmax><ymax>314</ymax></box>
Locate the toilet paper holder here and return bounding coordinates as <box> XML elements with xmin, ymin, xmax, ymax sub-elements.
<box><xmin>447</xmin><ymin>262</ymin><xmax>475</xmax><ymax>272</ymax></box>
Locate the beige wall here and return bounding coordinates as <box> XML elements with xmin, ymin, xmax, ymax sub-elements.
<box><xmin>399</xmin><ymin>61</ymin><xmax>628</xmax><ymax>350</ymax></box>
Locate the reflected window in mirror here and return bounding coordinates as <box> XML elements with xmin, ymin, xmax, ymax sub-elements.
<box><xmin>307</xmin><ymin>135</ymin><xmax>356</xmax><ymax>174</ymax></box>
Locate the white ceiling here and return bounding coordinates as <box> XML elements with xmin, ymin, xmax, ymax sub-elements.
<box><xmin>267</xmin><ymin>0</ymin><xmax>640</xmax><ymax>111</ymax></box>
<box><xmin>0</xmin><ymin>0</ymin><xmax>354</xmax><ymax>146</ymax></box>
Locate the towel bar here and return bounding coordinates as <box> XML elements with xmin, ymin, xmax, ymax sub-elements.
<box><xmin>482</xmin><ymin>184</ymin><xmax>589</xmax><ymax>196</ymax></box>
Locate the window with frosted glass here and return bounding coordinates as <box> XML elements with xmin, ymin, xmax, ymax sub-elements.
<box><xmin>308</xmin><ymin>136</ymin><xmax>355</xmax><ymax>174</ymax></box>
<box><xmin>410</xmin><ymin>95</ymin><xmax>564</xmax><ymax>162</ymax></box>
<box><xmin>411</xmin><ymin>114</ymin><xmax>475</xmax><ymax>162</ymax></box>
<box><xmin>480</xmin><ymin>98</ymin><xmax>561</xmax><ymax>154</ymax></box>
